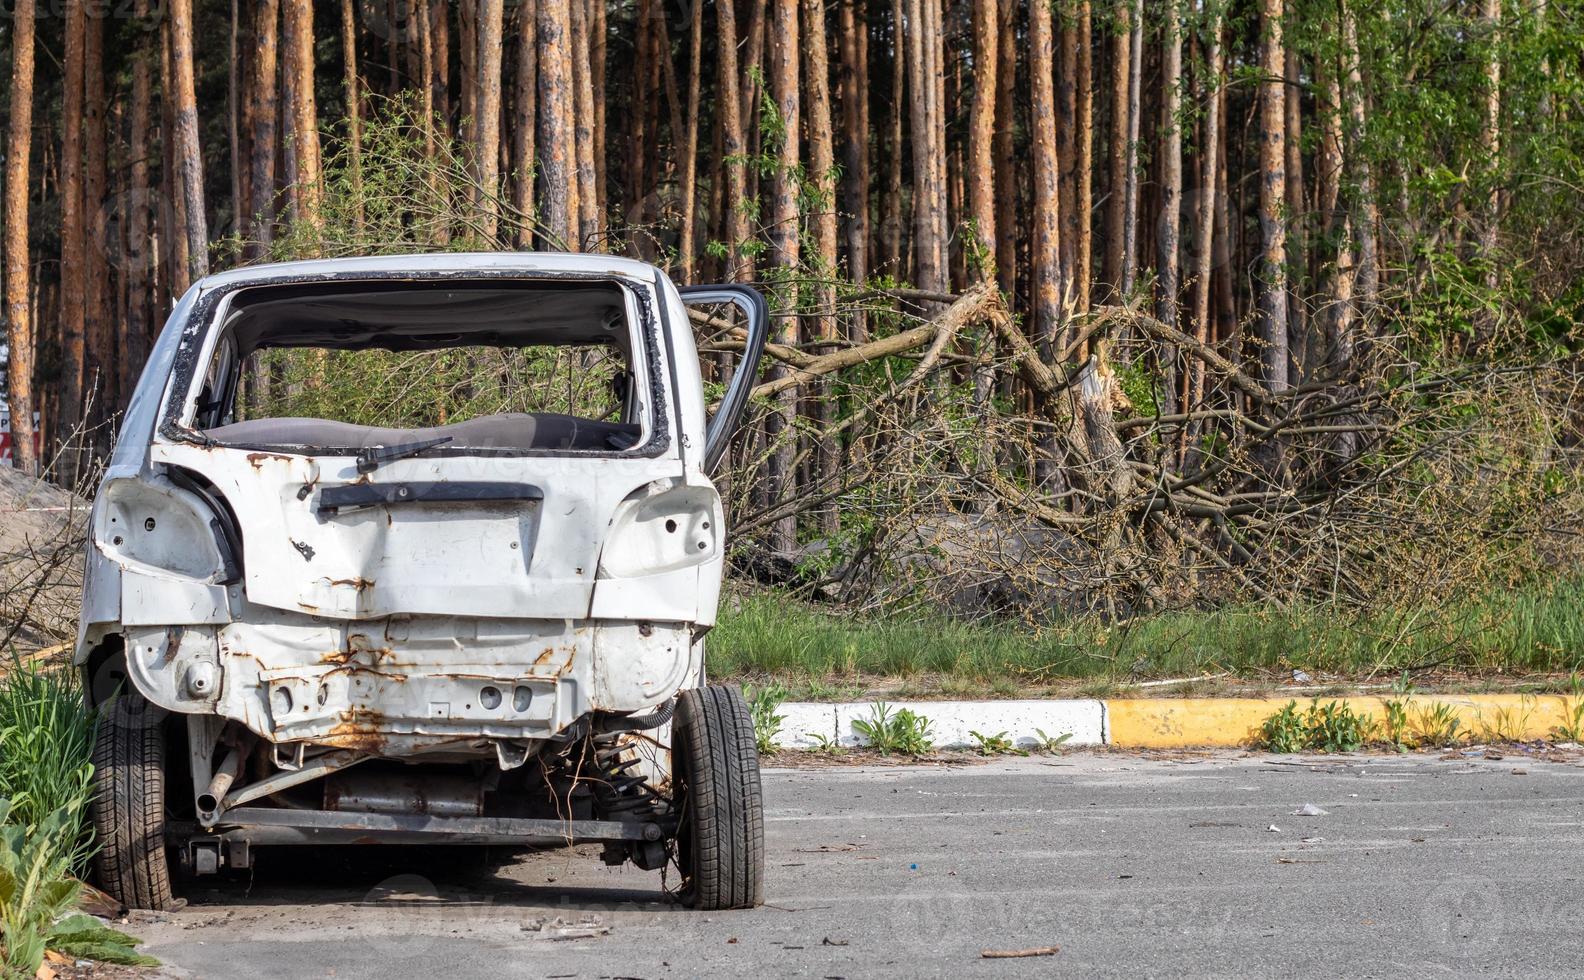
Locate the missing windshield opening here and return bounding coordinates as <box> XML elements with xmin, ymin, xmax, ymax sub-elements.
<box><xmin>186</xmin><ymin>277</ymin><xmax>664</xmax><ymax>457</ymax></box>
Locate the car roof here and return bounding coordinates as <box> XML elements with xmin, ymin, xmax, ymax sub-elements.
<box><xmin>191</xmin><ymin>252</ymin><xmax>667</xmax><ymax>292</ymax></box>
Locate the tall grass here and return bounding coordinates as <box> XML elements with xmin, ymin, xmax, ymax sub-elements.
<box><xmin>709</xmin><ymin>575</ymin><xmax>1584</xmax><ymax>692</ymax></box>
<box><xmin>0</xmin><ymin>657</ymin><xmax>96</xmax><ymax>846</ymax></box>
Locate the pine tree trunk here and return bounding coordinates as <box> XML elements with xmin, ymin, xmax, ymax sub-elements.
<box><xmin>61</xmin><ymin>0</ymin><xmax>87</xmax><ymax>438</ymax></box>
<box><xmin>802</xmin><ymin>0</ymin><xmax>838</xmax><ymax>525</ymax></box>
<box><xmin>569</xmin><ymin>0</ymin><xmax>597</xmax><ymax>248</ymax></box>
<box><xmin>767</xmin><ymin>0</ymin><xmax>801</xmax><ymax>552</ymax></box>
<box><xmin>1284</xmin><ymin>44</ymin><xmax>1306</xmax><ymax>383</ymax></box>
<box><xmin>475</xmin><ymin>0</ymin><xmax>505</xmax><ymax>239</ymax></box>
<box><xmin>247</xmin><ymin>0</ymin><xmax>280</xmax><ymax>261</ymax></box>
<box><xmin>171</xmin><ymin>0</ymin><xmax>211</xmax><ymax>277</ymax></box>
<box><xmin>1213</xmin><ymin>82</ymin><xmax>1235</xmax><ymax>341</ymax></box>
<box><xmin>231</xmin><ymin>0</ymin><xmax>246</xmax><ymax>246</ymax></box>
<box><xmin>162</xmin><ymin>23</ymin><xmax>190</xmax><ymax>297</ymax></box>
<box><xmin>1340</xmin><ymin>0</ymin><xmax>1377</xmax><ymax>316</ymax></box>
<box><xmin>1190</xmin><ymin>6</ymin><xmax>1223</xmax><ymax>414</ymax></box>
<box><xmin>993</xmin><ymin>0</ymin><xmax>1018</xmax><ymax>301</ymax></box>
<box><xmin>84</xmin><ymin>8</ymin><xmax>111</xmax><ymax>418</ymax></box>
<box><xmin>1058</xmin><ymin>8</ymin><xmax>1077</xmax><ymax>303</ymax></box>
<box><xmin>1121</xmin><ymin>0</ymin><xmax>1143</xmax><ymax>297</ymax></box>
<box><xmin>591</xmin><ymin>0</ymin><xmax>607</xmax><ymax>219</ymax></box>
<box><xmin>342</xmin><ymin>0</ymin><xmax>363</xmax><ymax>229</ymax></box>
<box><xmin>283</xmin><ymin>0</ymin><xmax>322</xmax><ymax>237</ymax></box>
<box><xmin>537</xmin><ymin>0</ymin><xmax>576</xmax><ymax>248</ymax></box>
<box><xmin>1075</xmin><ymin>0</ymin><xmax>1094</xmax><ymax>316</ymax></box>
<box><xmin>1479</xmin><ymin>0</ymin><xmax>1502</xmax><ymax>307</ymax></box>
<box><xmin>905</xmin><ymin>0</ymin><xmax>947</xmax><ymax>298</ymax></box>
<box><xmin>512</xmin><ymin>0</ymin><xmax>538</xmax><ymax>246</ymax></box>
<box><xmin>805</xmin><ymin>0</ymin><xmax>838</xmax><ymax>325</ymax></box>
<box><xmin>968</xmin><ymin>0</ymin><xmax>998</xmax><ymax>278</ymax></box>
<box><xmin>1030</xmin><ymin>0</ymin><xmax>1063</xmax><ymax>355</ymax></box>
<box><xmin>838</xmin><ymin>0</ymin><xmax>871</xmax><ymax>316</ymax></box>
<box><xmin>1257</xmin><ymin>0</ymin><xmax>1289</xmax><ymax>394</ymax></box>
<box><xmin>4</xmin><ymin>0</ymin><xmax>38</xmax><ymax>476</ymax></box>
<box><xmin>1104</xmin><ymin>0</ymin><xmax>1130</xmax><ymax>298</ymax></box>
<box><xmin>125</xmin><ymin>0</ymin><xmax>154</xmax><ymax>402</ymax></box>
<box><xmin>459</xmin><ymin>0</ymin><xmax>477</xmax><ymax>144</ymax></box>
<box><xmin>430</xmin><ymin>0</ymin><xmax>451</xmax><ymax>130</ymax></box>
<box><xmin>880</xmin><ymin>0</ymin><xmax>905</xmax><ymax>275</ymax></box>
<box><xmin>677</xmin><ymin>0</ymin><xmax>706</xmax><ymax>280</ymax></box>
<box><xmin>717</xmin><ymin>0</ymin><xmax>753</xmax><ymax>282</ymax></box>
<box><xmin>1156</xmin><ymin>0</ymin><xmax>1183</xmax><ymax>381</ymax></box>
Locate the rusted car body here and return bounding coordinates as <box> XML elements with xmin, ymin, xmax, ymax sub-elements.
<box><xmin>77</xmin><ymin>254</ymin><xmax>768</xmax><ymax>911</ymax></box>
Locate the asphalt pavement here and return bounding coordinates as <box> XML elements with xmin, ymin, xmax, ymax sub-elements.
<box><xmin>130</xmin><ymin>750</ymin><xmax>1584</xmax><ymax>978</ymax></box>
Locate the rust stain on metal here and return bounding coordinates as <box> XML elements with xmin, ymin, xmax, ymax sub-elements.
<box><xmin>156</xmin><ymin>626</ymin><xmax>186</xmax><ymax>667</ymax></box>
<box><xmin>327</xmin><ymin>576</ymin><xmax>376</xmax><ymax>591</ymax></box>
<box><xmin>321</xmin><ymin>712</ymin><xmax>390</xmax><ymax>753</ymax></box>
<box><xmin>246</xmin><ymin>451</ymin><xmax>295</xmax><ymax>467</ymax></box>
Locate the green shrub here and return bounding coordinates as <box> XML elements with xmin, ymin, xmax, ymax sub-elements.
<box><xmin>968</xmin><ymin>730</ymin><xmax>1021</xmax><ymax>756</ymax></box>
<box><xmin>1258</xmin><ymin>699</ymin><xmax>1373</xmax><ymax>753</ymax></box>
<box><xmin>851</xmin><ymin>702</ymin><xmax>934</xmax><ymax>756</ymax></box>
<box><xmin>0</xmin><ymin>798</ymin><xmax>156</xmax><ymax>976</ymax></box>
<box><xmin>744</xmin><ymin>684</ymin><xmax>787</xmax><ymax>756</ymax></box>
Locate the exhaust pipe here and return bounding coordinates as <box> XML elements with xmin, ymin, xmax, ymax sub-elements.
<box><xmin>197</xmin><ymin>747</ymin><xmax>243</xmax><ymax>819</ymax></box>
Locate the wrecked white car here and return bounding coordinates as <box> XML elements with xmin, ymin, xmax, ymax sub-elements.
<box><xmin>76</xmin><ymin>253</ymin><xmax>769</xmax><ymax>911</ymax></box>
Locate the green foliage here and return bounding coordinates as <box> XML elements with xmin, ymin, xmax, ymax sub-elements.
<box><xmin>1258</xmin><ymin>699</ymin><xmax>1372</xmax><ymax>753</ymax></box>
<box><xmin>0</xmin><ymin>799</ymin><xmax>81</xmax><ymax>978</ymax></box>
<box><xmin>1259</xmin><ymin>702</ymin><xmax>1308</xmax><ymax>754</ymax></box>
<box><xmin>1033</xmin><ymin>729</ymin><xmax>1074</xmax><ymax>754</ymax></box>
<box><xmin>1474</xmin><ymin>697</ymin><xmax>1535</xmax><ymax>743</ymax></box>
<box><xmin>968</xmin><ymin>730</ymin><xmax>1022</xmax><ymax>757</ymax></box>
<box><xmin>244</xmin><ymin>343</ymin><xmax>625</xmax><ymax>432</ymax></box>
<box><xmin>1552</xmin><ymin>687</ymin><xmax>1584</xmax><ymax>744</ymax></box>
<box><xmin>1412</xmin><ymin>702</ymin><xmax>1465</xmax><ymax>747</ymax></box>
<box><xmin>806</xmin><ymin>732</ymin><xmax>844</xmax><ymax>756</ymax></box>
<box><xmin>745</xmin><ymin>684</ymin><xmax>788</xmax><ymax>756</ymax></box>
<box><xmin>43</xmin><ymin>914</ymin><xmax>158</xmax><ymax>969</ymax></box>
<box><xmin>851</xmin><ymin>702</ymin><xmax>934</xmax><ymax>756</ymax></box>
<box><xmin>0</xmin><ymin>659</ymin><xmax>96</xmax><ymax>853</ymax></box>
<box><xmin>0</xmin><ymin>797</ymin><xmax>154</xmax><ymax>977</ymax></box>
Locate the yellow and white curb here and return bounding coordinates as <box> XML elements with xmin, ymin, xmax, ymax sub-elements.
<box><xmin>772</xmin><ymin>693</ymin><xmax>1582</xmax><ymax>751</ymax></box>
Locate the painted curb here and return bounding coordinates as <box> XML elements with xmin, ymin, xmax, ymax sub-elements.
<box><xmin>767</xmin><ymin>694</ymin><xmax>1580</xmax><ymax>751</ymax></box>
<box><xmin>772</xmin><ymin>700</ymin><xmax>1106</xmax><ymax>750</ymax></box>
<box><xmin>1106</xmin><ymin>694</ymin><xmax>1580</xmax><ymax>748</ymax></box>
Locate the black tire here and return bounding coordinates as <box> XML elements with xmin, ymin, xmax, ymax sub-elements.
<box><xmin>672</xmin><ymin>685</ymin><xmax>764</xmax><ymax>910</ymax></box>
<box><xmin>90</xmin><ymin>690</ymin><xmax>178</xmax><ymax>910</ymax></box>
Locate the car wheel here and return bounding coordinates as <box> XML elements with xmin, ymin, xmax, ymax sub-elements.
<box><xmin>672</xmin><ymin>685</ymin><xmax>764</xmax><ymax>910</ymax></box>
<box><xmin>90</xmin><ymin>688</ymin><xmax>178</xmax><ymax>911</ymax></box>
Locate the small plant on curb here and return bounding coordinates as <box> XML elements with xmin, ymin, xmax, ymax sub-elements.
<box><xmin>1413</xmin><ymin>702</ymin><xmax>1465</xmax><ymax>747</ymax></box>
<box><xmin>1475</xmin><ymin>696</ymin><xmax>1535</xmax><ymax>743</ymax></box>
<box><xmin>745</xmin><ymin>684</ymin><xmax>788</xmax><ymax>756</ymax></box>
<box><xmin>1033</xmin><ymin>729</ymin><xmax>1074</xmax><ymax>754</ymax></box>
<box><xmin>1381</xmin><ymin>674</ymin><xmax>1414</xmax><ymax>751</ymax></box>
<box><xmin>1259</xmin><ymin>701</ymin><xmax>1307</xmax><ymax>753</ymax></box>
<box><xmin>1308</xmin><ymin>700</ymin><xmax>1372</xmax><ymax>753</ymax></box>
<box><xmin>807</xmin><ymin>733</ymin><xmax>844</xmax><ymax>756</ymax></box>
<box><xmin>1258</xmin><ymin>699</ymin><xmax>1372</xmax><ymax>753</ymax></box>
<box><xmin>1552</xmin><ymin>676</ymin><xmax>1584</xmax><ymax>742</ymax></box>
<box><xmin>851</xmin><ymin>702</ymin><xmax>934</xmax><ymax>756</ymax></box>
<box><xmin>968</xmin><ymin>730</ymin><xmax>1023</xmax><ymax>756</ymax></box>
